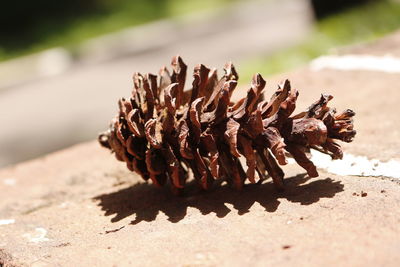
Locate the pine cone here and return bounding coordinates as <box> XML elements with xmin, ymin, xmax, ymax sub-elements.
<box><xmin>98</xmin><ymin>56</ymin><xmax>356</xmax><ymax>193</ymax></box>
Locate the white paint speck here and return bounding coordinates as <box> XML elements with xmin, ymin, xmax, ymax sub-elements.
<box><xmin>309</xmin><ymin>150</ymin><xmax>400</xmax><ymax>179</ymax></box>
<box><xmin>0</xmin><ymin>219</ymin><xmax>15</xmax><ymax>225</ymax></box>
<box><xmin>59</xmin><ymin>202</ymin><xmax>70</xmax><ymax>208</ymax></box>
<box><xmin>310</xmin><ymin>54</ymin><xmax>400</xmax><ymax>73</ymax></box>
<box><xmin>192</xmin><ymin>252</ymin><xmax>216</xmax><ymax>265</ymax></box>
<box><xmin>3</xmin><ymin>178</ymin><xmax>16</xmax><ymax>186</ymax></box>
<box><xmin>23</xmin><ymin>227</ymin><xmax>50</xmax><ymax>243</ymax></box>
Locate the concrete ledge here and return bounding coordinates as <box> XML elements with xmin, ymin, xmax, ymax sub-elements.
<box><xmin>0</xmin><ymin>141</ymin><xmax>399</xmax><ymax>266</ymax></box>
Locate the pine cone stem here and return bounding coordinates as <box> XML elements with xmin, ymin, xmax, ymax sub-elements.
<box><xmin>98</xmin><ymin>56</ymin><xmax>356</xmax><ymax>193</ymax></box>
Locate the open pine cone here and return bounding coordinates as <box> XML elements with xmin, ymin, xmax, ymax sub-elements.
<box><xmin>98</xmin><ymin>56</ymin><xmax>356</xmax><ymax>193</ymax></box>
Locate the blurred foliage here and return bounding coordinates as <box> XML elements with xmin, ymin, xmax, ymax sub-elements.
<box><xmin>240</xmin><ymin>0</ymin><xmax>400</xmax><ymax>83</ymax></box>
<box><xmin>311</xmin><ymin>0</ymin><xmax>372</xmax><ymax>18</ymax></box>
<box><xmin>0</xmin><ymin>0</ymin><xmax>233</xmax><ymax>61</ymax></box>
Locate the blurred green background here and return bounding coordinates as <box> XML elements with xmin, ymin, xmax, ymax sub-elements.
<box><xmin>0</xmin><ymin>0</ymin><xmax>233</xmax><ymax>61</ymax></box>
<box><xmin>1</xmin><ymin>0</ymin><xmax>400</xmax><ymax>75</ymax></box>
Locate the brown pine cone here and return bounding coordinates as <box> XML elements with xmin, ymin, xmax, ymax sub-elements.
<box><xmin>98</xmin><ymin>56</ymin><xmax>356</xmax><ymax>193</ymax></box>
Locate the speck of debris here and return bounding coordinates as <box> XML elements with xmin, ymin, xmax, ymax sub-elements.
<box><xmin>282</xmin><ymin>245</ymin><xmax>292</xmax><ymax>250</ymax></box>
<box><xmin>104</xmin><ymin>225</ymin><xmax>125</xmax><ymax>234</ymax></box>
<box><xmin>352</xmin><ymin>192</ymin><xmax>358</xmax><ymax>196</ymax></box>
<box><xmin>107</xmin><ymin>246</ymin><xmax>111</xmax><ymax>249</ymax></box>
<box><xmin>112</xmin><ymin>181</ymin><xmax>127</xmax><ymax>186</ymax></box>
<box><xmin>381</xmin><ymin>190</ymin><xmax>386</xmax><ymax>193</ymax></box>
<box><xmin>56</xmin><ymin>242</ymin><xmax>71</xmax><ymax>247</ymax></box>
<box><xmin>361</xmin><ymin>191</ymin><xmax>367</xmax><ymax>197</ymax></box>
<box><xmin>299</xmin><ymin>217</ymin><xmax>304</xmax><ymax>220</ymax></box>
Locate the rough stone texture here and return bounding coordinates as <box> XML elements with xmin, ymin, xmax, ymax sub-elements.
<box><xmin>0</xmin><ymin>142</ymin><xmax>399</xmax><ymax>267</ymax></box>
<box><xmin>1</xmin><ymin>33</ymin><xmax>400</xmax><ymax>266</ymax></box>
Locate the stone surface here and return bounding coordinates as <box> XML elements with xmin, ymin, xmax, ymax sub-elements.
<box><xmin>0</xmin><ymin>142</ymin><xmax>399</xmax><ymax>266</ymax></box>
